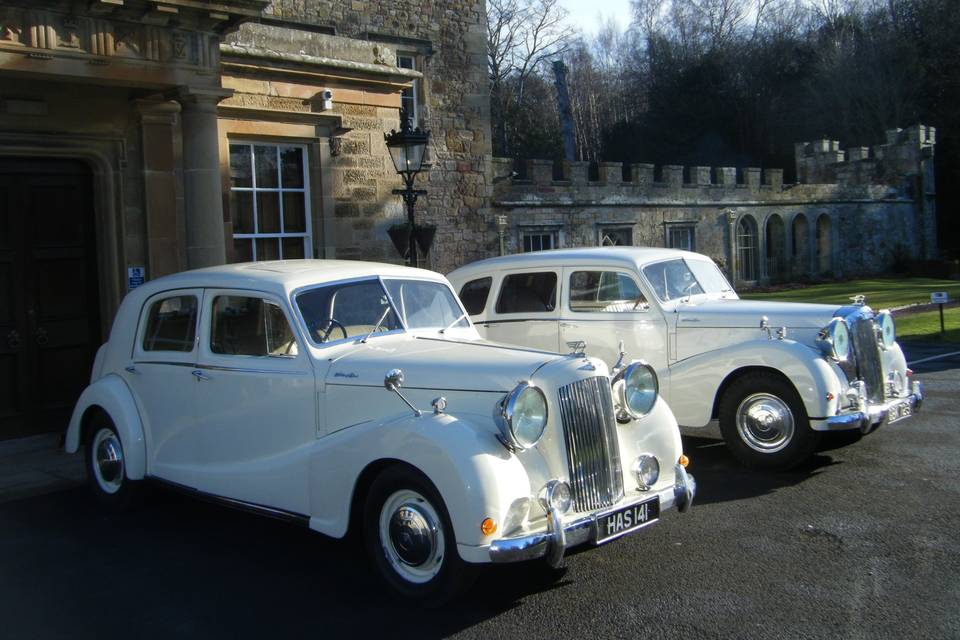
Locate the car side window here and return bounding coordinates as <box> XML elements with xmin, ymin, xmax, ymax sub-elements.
<box><xmin>496</xmin><ymin>272</ymin><xmax>557</xmax><ymax>314</ymax></box>
<box><xmin>569</xmin><ymin>271</ymin><xmax>648</xmax><ymax>313</ymax></box>
<box><xmin>459</xmin><ymin>277</ymin><xmax>492</xmax><ymax>315</ymax></box>
<box><xmin>143</xmin><ymin>295</ymin><xmax>198</xmax><ymax>352</ymax></box>
<box><xmin>210</xmin><ymin>295</ymin><xmax>299</xmax><ymax>357</ymax></box>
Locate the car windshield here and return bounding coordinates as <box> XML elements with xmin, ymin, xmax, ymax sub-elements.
<box><xmin>641</xmin><ymin>258</ymin><xmax>733</xmax><ymax>302</ymax></box>
<box><xmin>295</xmin><ymin>277</ymin><xmax>467</xmax><ymax>344</ymax></box>
<box><xmin>383</xmin><ymin>279</ymin><xmax>469</xmax><ymax>330</ymax></box>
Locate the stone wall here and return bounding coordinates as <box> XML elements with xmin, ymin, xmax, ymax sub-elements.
<box><xmin>242</xmin><ymin>0</ymin><xmax>493</xmax><ymax>273</ymax></box>
<box><xmin>492</xmin><ymin>126</ymin><xmax>936</xmax><ymax>284</ymax></box>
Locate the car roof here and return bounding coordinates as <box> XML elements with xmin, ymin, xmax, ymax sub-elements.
<box><xmin>447</xmin><ymin>247</ymin><xmax>706</xmax><ymax>281</ymax></box>
<box><xmin>127</xmin><ymin>260</ymin><xmax>447</xmax><ymax>302</ymax></box>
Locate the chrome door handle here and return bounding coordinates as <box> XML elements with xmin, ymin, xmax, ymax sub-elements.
<box><xmin>560</xmin><ymin>322</ymin><xmax>578</xmax><ymax>329</ymax></box>
<box><xmin>124</xmin><ymin>365</ymin><xmax>138</xmax><ymax>374</ymax></box>
<box><xmin>191</xmin><ymin>369</ymin><xmax>211</xmax><ymax>381</ymax></box>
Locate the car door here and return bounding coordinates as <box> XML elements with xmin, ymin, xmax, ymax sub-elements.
<box><xmin>481</xmin><ymin>269</ymin><xmax>561</xmax><ymax>352</ymax></box>
<box><xmin>125</xmin><ymin>289</ymin><xmax>202</xmax><ymax>487</ymax></box>
<box><xmin>192</xmin><ymin>289</ymin><xmax>316</xmax><ymax>514</ymax></box>
<box><xmin>559</xmin><ymin>267</ymin><xmax>671</xmax><ymax>396</ymax></box>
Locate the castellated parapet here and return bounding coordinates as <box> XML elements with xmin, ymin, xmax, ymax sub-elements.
<box><xmin>491</xmin><ymin>125</ymin><xmax>937</xmax><ymax>285</ymax></box>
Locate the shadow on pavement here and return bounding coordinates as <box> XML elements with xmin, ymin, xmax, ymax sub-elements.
<box><xmin>0</xmin><ymin>485</ymin><xmax>569</xmax><ymax>640</ymax></box>
<box><xmin>682</xmin><ymin>436</ymin><xmax>839</xmax><ymax>507</ymax></box>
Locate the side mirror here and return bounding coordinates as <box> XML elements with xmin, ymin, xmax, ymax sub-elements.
<box><xmin>384</xmin><ymin>368</ymin><xmax>404</xmax><ymax>392</ymax></box>
<box><xmin>383</xmin><ymin>368</ymin><xmax>421</xmax><ymax>417</ymax></box>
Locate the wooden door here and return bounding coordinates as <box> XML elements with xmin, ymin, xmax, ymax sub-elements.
<box><xmin>0</xmin><ymin>159</ymin><xmax>100</xmax><ymax>440</ymax></box>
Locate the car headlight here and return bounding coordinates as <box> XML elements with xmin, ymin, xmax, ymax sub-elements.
<box><xmin>818</xmin><ymin>317</ymin><xmax>850</xmax><ymax>362</ymax></box>
<box><xmin>612</xmin><ymin>361</ymin><xmax>659</xmax><ymax>422</ymax></box>
<box><xmin>496</xmin><ymin>381</ymin><xmax>548</xmax><ymax>450</ymax></box>
<box><xmin>876</xmin><ymin>310</ymin><xmax>896</xmax><ymax>350</ymax></box>
<box><xmin>630</xmin><ymin>454</ymin><xmax>660</xmax><ymax>491</ymax></box>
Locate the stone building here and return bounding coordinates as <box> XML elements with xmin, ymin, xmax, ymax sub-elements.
<box><xmin>0</xmin><ymin>0</ymin><xmax>491</xmax><ymax>441</ymax></box>
<box><xmin>491</xmin><ymin>125</ymin><xmax>937</xmax><ymax>287</ymax></box>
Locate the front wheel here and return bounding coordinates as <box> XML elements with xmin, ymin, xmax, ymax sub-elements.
<box><xmin>719</xmin><ymin>373</ymin><xmax>820</xmax><ymax>470</ymax></box>
<box><xmin>363</xmin><ymin>465</ymin><xmax>475</xmax><ymax>605</ymax></box>
<box><xmin>84</xmin><ymin>415</ymin><xmax>143</xmax><ymax>510</ymax></box>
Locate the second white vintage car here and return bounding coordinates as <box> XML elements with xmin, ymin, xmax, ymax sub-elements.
<box><xmin>64</xmin><ymin>260</ymin><xmax>694</xmax><ymax>603</ymax></box>
<box><xmin>448</xmin><ymin>247</ymin><xmax>923</xmax><ymax>470</ymax></box>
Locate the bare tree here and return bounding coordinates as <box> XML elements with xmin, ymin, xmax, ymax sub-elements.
<box><xmin>488</xmin><ymin>0</ymin><xmax>576</xmax><ymax>155</ymax></box>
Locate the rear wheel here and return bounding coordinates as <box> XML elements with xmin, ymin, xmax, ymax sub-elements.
<box><xmin>362</xmin><ymin>465</ymin><xmax>475</xmax><ymax>605</ymax></box>
<box><xmin>84</xmin><ymin>414</ymin><xmax>142</xmax><ymax>510</ymax></box>
<box><xmin>719</xmin><ymin>373</ymin><xmax>820</xmax><ymax>470</ymax></box>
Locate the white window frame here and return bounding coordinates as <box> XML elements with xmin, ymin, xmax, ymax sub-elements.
<box><xmin>665</xmin><ymin>223</ymin><xmax>696</xmax><ymax>251</ymax></box>
<box><xmin>397</xmin><ymin>54</ymin><xmax>419</xmax><ymax>124</ymax></box>
<box><xmin>229</xmin><ymin>142</ymin><xmax>314</xmax><ymax>261</ymax></box>
<box><xmin>520</xmin><ymin>227</ymin><xmax>562</xmax><ymax>253</ymax></box>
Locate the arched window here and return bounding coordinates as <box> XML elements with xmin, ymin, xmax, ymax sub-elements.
<box><xmin>736</xmin><ymin>215</ymin><xmax>759</xmax><ymax>282</ymax></box>
<box><xmin>766</xmin><ymin>214</ymin><xmax>786</xmax><ymax>280</ymax></box>
<box><xmin>816</xmin><ymin>214</ymin><xmax>832</xmax><ymax>274</ymax></box>
<box><xmin>792</xmin><ymin>214</ymin><xmax>810</xmax><ymax>276</ymax></box>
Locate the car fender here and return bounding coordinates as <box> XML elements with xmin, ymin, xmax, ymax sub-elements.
<box><xmin>64</xmin><ymin>374</ymin><xmax>147</xmax><ymax>480</ymax></box>
<box><xmin>669</xmin><ymin>339</ymin><xmax>842</xmax><ymax>427</ymax></box>
<box><xmin>307</xmin><ymin>410</ymin><xmax>539</xmax><ymax>561</ymax></box>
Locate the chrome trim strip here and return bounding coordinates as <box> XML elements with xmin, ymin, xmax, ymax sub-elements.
<box><xmin>150</xmin><ymin>478</ymin><xmax>311</xmax><ymax>526</ymax></box>
<box><xmin>193</xmin><ymin>363</ymin><xmax>306</xmax><ymax>376</ymax></box>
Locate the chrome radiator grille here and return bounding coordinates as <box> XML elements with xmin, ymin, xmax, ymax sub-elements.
<box><xmin>849</xmin><ymin>316</ymin><xmax>884</xmax><ymax>403</ymax></box>
<box><xmin>557</xmin><ymin>376</ymin><xmax>624</xmax><ymax>512</ymax></box>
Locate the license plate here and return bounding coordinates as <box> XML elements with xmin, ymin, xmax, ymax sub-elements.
<box><xmin>596</xmin><ymin>497</ymin><xmax>660</xmax><ymax>544</ymax></box>
<box><xmin>888</xmin><ymin>400</ymin><xmax>912</xmax><ymax>424</ymax></box>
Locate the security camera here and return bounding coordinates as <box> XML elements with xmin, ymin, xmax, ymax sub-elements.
<box><xmin>320</xmin><ymin>89</ymin><xmax>334</xmax><ymax>111</ymax></box>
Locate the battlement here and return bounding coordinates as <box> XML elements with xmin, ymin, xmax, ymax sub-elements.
<box><xmin>491</xmin><ymin>157</ymin><xmax>785</xmax><ymax>194</ymax></box>
<box><xmin>795</xmin><ymin>124</ymin><xmax>935</xmax><ymax>185</ymax></box>
<box><xmin>493</xmin><ymin>123</ymin><xmax>935</xmax><ymax>202</ymax></box>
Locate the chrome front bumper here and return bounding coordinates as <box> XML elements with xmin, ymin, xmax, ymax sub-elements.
<box><xmin>822</xmin><ymin>381</ymin><xmax>923</xmax><ymax>432</ymax></box>
<box><xmin>489</xmin><ymin>464</ymin><xmax>696</xmax><ymax>565</ymax></box>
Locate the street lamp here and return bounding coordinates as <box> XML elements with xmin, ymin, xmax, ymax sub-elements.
<box><xmin>385</xmin><ymin>108</ymin><xmax>430</xmax><ymax>267</ymax></box>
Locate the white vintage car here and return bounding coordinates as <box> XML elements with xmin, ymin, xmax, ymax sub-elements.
<box><xmin>64</xmin><ymin>260</ymin><xmax>695</xmax><ymax>602</ymax></box>
<box><xmin>448</xmin><ymin>247</ymin><xmax>923</xmax><ymax>470</ymax></box>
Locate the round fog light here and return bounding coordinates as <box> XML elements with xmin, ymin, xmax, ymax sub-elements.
<box><xmin>631</xmin><ymin>454</ymin><xmax>660</xmax><ymax>491</ymax></box>
<box><xmin>539</xmin><ymin>480</ymin><xmax>572</xmax><ymax>514</ymax></box>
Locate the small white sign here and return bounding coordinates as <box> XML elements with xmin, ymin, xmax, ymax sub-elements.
<box><xmin>931</xmin><ymin>291</ymin><xmax>949</xmax><ymax>304</ymax></box>
<box><xmin>128</xmin><ymin>266</ymin><xmax>145</xmax><ymax>290</ymax></box>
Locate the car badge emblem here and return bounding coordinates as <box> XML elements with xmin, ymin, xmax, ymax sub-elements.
<box><xmin>334</xmin><ymin>371</ymin><xmax>359</xmax><ymax>378</ymax></box>
<box><xmin>566</xmin><ymin>340</ymin><xmax>586</xmax><ymax>357</ymax></box>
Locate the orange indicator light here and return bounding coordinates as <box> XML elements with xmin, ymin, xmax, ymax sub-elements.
<box><xmin>678</xmin><ymin>454</ymin><xmax>689</xmax><ymax>468</ymax></box>
<box><xmin>481</xmin><ymin>518</ymin><xmax>497</xmax><ymax>536</ymax></box>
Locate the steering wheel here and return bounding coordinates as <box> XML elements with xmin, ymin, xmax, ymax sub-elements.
<box><xmin>318</xmin><ymin>318</ymin><xmax>348</xmax><ymax>343</ymax></box>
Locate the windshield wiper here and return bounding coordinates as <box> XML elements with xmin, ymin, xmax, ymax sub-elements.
<box><xmin>440</xmin><ymin>313</ymin><xmax>468</xmax><ymax>334</ymax></box>
<box><xmin>361</xmin><ymin>307</ymin><xmax>392</xmax><ymax>343</ymax></box>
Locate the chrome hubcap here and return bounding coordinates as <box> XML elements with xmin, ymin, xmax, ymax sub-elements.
<box><xmin>92</xmin><ymin>429</ymin><xmax>124</xmax><ymax>494</ymax></box>
<box><xmin>736</xmin><ymin>393</ymin><xmax>795</xmax><ymax>453</ymax></box>
<box><xmin>379</xmin><ymin>490</ymin><xmax>444</xmax><ymax>584</ymax></box>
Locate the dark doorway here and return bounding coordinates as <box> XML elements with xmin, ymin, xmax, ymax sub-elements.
<box><xmin>0</xmin><ymin>159</ymin><xmax>101</xmax><ymax>440</ymax></box>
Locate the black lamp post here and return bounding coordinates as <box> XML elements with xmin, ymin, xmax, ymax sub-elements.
<box><xmin>385</xmin><ymin>109</ymin><xmax>430</xmax><ymax>267</ymax></box>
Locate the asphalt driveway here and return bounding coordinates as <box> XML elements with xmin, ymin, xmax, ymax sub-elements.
<box><xmin>0</xmin><ymin>344</ymin><xmax>957</xmax><ymax>639</ymax></box>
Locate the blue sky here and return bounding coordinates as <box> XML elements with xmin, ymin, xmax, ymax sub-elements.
<box><xmin>560</xmin><ymin>0</ymin><xmax>634</xmax><ymax>34</ymax></box>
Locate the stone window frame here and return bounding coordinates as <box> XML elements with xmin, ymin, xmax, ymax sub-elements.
<box><xmin>519</xmin><ymin>225</ymin><xmax>562</xmax><ymax>253</ymax></box>
<box><xmin>664</xmin><ymin>222</ymin><xmax>696</xmax><ymax>251</ymax></box>
<box><xmin>597</xmin><ymin>225</ymin><xmax>634</xmax><ymax>247</ymax></box>
<box><xmin>229</xmin><ymin>141</ymin><xmax>314</xmax><ymax>262</ymax></box>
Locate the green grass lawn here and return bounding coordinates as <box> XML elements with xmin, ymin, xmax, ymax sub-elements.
<box><xmin>741</xmin><ymin>277</ymin><xmax>960</xmax><ymax>343</ymax></box>
<box><xmin>740</xmin><ymin>277</ymin><xmax>960</xmax><ymax>308</ymax></box>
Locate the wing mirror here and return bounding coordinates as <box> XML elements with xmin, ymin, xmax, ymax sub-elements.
<box><xmin>384</xmin><ymin>368</ymin><xmax>422</xmax><ymax>417</ymax></box>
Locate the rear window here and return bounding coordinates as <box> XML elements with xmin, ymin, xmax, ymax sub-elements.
<box><xmin>459</xmin><ymin>277</ymin><xmax>492</xmax><ymax>315</ymax></box>
<box><xmin>142</xmin><ymin>295</ymin><xmax>198</xmax><ymax>352</ymax></box>
<box><xmin>495</xmin><ymin>272</ymin><xmax>557</xmax><ymax>314</ymax></box>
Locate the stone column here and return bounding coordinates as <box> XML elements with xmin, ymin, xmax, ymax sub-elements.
<box><xmin>135</xmin><ymin>99</ymin><xmax>185</xmax><ymax>278</ymax></box>
<box><xmin>177</xmin><ymin>87</ymin><xmax>233</xmax><ymax>268</ymax></box>
<box><xmin>726</xmin><ymin>210</ymin><xmax>738</xmax><ymax>285</ymax></box>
